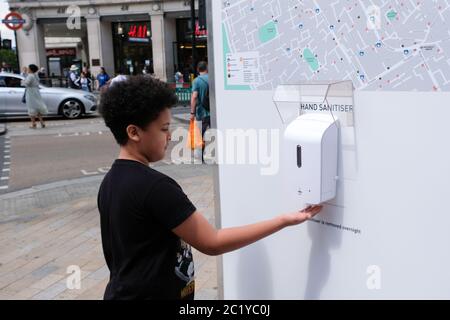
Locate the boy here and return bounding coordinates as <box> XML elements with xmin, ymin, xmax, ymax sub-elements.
<box><xmin>98</xmin><ymin>76</ymin><xmax>322</xmax><ymax>300</ymax></box>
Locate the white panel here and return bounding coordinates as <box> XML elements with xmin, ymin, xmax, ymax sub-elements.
<box><xmin>211</xmin><ymin>0</ymin><xmax>450</xmax><ymax>299</ymax></box>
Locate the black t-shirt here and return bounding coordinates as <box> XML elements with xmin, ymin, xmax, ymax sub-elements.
<box><xmin>97</xmin><ymin>159</ymin><xmax>197</xmax><ymax>300</ymax></box>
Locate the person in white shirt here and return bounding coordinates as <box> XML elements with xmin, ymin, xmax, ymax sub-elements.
<box><xmin>109</xmin><ymin>68</ymin><xmax>128</xmax><ymax>87</ymax></box>
<box><xmin>68</xmin><ymin>65</ymin><xmax>80</xmax><ymax>89</ymax></box>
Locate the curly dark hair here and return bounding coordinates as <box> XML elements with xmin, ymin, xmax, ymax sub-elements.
<box><xmin>99</xmin><ymin>76</ymin><xmax>178</xmax><ymax>145</ymax></box>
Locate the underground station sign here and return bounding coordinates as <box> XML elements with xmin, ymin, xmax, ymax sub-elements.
<box><xmin>2</xmin><ymin>12</ymin><xmax>26</xmax><ymax>30</ymax></box>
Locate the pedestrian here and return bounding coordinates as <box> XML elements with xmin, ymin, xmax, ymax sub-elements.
<box><xmin>175</xmin><ymin>71</ymin><xmax>184</xmax><ymax>84</ymax></box>
<box><xmin>68</xmin><ymin>65</ymin><xmax>80</xmax><ymax>89</ymax></box>
<box><xmin>21</xmin><ymin>64</ymin><xmax>48</xmax><ymax>129</ymax></box>
<box><xmin>83</xmin><ymin>66</ymin><xmax>92</xmax><ymax>79</ymax></box>
<box><xmin>75</xmin><ymin>72</ymin><xmax>93</xmax><ymax>92</ymax></box>
<box><xmin>97</xmin><ymin>75</ymin><xmax>322</xmax><ymax>300</ymax></box>
<box><xmin>190</xmin><ymin>61</ymin><xmax>210</xmax><ymax>162</ymax></box>
<box><xmin>38</xmin><ymin>67</ymin><xmax>46</xmax><ymax>78</ymax></box>
<box><xmin>109</xmin><ymin>68</ymin><xmax>128</xmax><ymax>87</ymax></box>
<box><xmin>20</xmin><ymin>66</ymin><xmax>28</xmax><ymax>78</ymax></box>
<box><xmin>96</xmin><ymin>67</ymin><xmax>110</xmax><ymax>91</ymax></box>
<box><xmin>142</xmin><ymin>65</ymin><xmax>154</xmax><ymax>77</ymax></box>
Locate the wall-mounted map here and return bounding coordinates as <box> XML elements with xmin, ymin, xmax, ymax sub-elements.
<box><xmin>222</xmin><ymin>0</ymin><xmax>450</xmax><ymax>91</ymax></box>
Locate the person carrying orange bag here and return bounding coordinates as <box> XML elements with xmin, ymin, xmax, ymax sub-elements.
<box><xmin>190</xmin><ymin>62</ymin><xmax>211</xmax><ymax>161</ymax></box>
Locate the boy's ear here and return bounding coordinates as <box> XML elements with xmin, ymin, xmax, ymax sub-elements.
<box><xmin>126</xmin><ymin>125</ymin><xmax>141</xmax><ymax>142</ymax></box>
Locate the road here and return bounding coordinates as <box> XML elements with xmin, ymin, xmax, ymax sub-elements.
<box><xmin>0</xmin><ymin>107</ymin><xmax>192</xmax><ymax>194</ymax></box>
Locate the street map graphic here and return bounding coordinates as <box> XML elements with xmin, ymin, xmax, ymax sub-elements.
<box><xmin>222</xmin><ymin>0</ymin><xmax>450</xmax><ymax>91</ymax></box>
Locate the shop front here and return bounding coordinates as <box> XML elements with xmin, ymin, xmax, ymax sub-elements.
<box><xmin>46</xmin><ymin>48</ymin><xmax>77</xmax><ymax>78</ymax></box>
<box><xmin>112</xmin><ymin>20</ymin><xmax>153</xmax><ymax>76</ymax></box>
<box><xmin>174</xmin><ymin>18</ymin><xmax>208</xmax><ymax>82</ymax></box>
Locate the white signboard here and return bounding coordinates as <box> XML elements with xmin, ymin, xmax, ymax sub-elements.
<box><xmin>209</xmin><ymin>0</ymin><xmax>450</xmax><ymax>299</ymax></box>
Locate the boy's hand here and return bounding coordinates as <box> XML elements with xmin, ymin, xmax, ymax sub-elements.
<box><xmin>281</xmin><ymin>205</ymin><xmax>323</xmax><ymax>227</ymax></box>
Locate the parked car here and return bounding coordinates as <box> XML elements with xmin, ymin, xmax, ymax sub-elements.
<box><xmin>0</xmin><ymin>73</ymin><xmax>98</xmax><ymax>119</ymax></box>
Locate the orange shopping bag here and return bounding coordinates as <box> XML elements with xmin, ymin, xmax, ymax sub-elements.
<box><xmin>187</xmin><ymin>119</ymin><xmax>204</xmax><ymax>150</ymax></box>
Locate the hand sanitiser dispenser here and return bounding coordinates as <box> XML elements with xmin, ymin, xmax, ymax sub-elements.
<box><xmin>284</xmin><ymin>113</ymin><xmax>339</xmax><ymax>205</ymax></box>
<box><xmin>274</xmin><ymin>82</ymin><xmax>352</xmax><ymax>206</ymax></box>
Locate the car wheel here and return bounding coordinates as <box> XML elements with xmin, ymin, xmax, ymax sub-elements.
<box><xmin>60</xmin><ymin>99</ymin><xmax>84</xmax><ymax>119</ymax></box>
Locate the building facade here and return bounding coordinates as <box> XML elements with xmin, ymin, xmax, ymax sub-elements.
<box><xmin>7</xmin><ymin>0</ymin><xmax>207</xmax><ymax>82</ymax></box>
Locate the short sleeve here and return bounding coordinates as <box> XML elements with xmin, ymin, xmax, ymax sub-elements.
<box><xmin>192</xmin><ymin>79</ymin><xmax>199</xmax><ymax>93</ymax></box>
<box><xmin>145</xmin><ymin>178</ymin><xmax>197</xmax><ymax>230</ymax></box>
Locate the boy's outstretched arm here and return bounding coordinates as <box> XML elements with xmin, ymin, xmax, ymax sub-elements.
<box><xmin>173</xmin><ymin>206</ymin><xmax>322</xmax><ymax>256</ymax></box>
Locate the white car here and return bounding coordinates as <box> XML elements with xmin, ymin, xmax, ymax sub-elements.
<box><xmin>0</xmin><ymin>72</ymin><xmax>98</xmax><ymax>119</ymax></box>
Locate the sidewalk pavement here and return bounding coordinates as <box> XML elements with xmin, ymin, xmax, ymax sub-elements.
<box><xmin>0</xmin><ymin>163</ymin><xmax>218</xmax><ymax>300</ymax></box>
<box><xmin>172</xmin><ymin>112</ymin><xmax>191</xmax><ymax>124</ymax></box>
